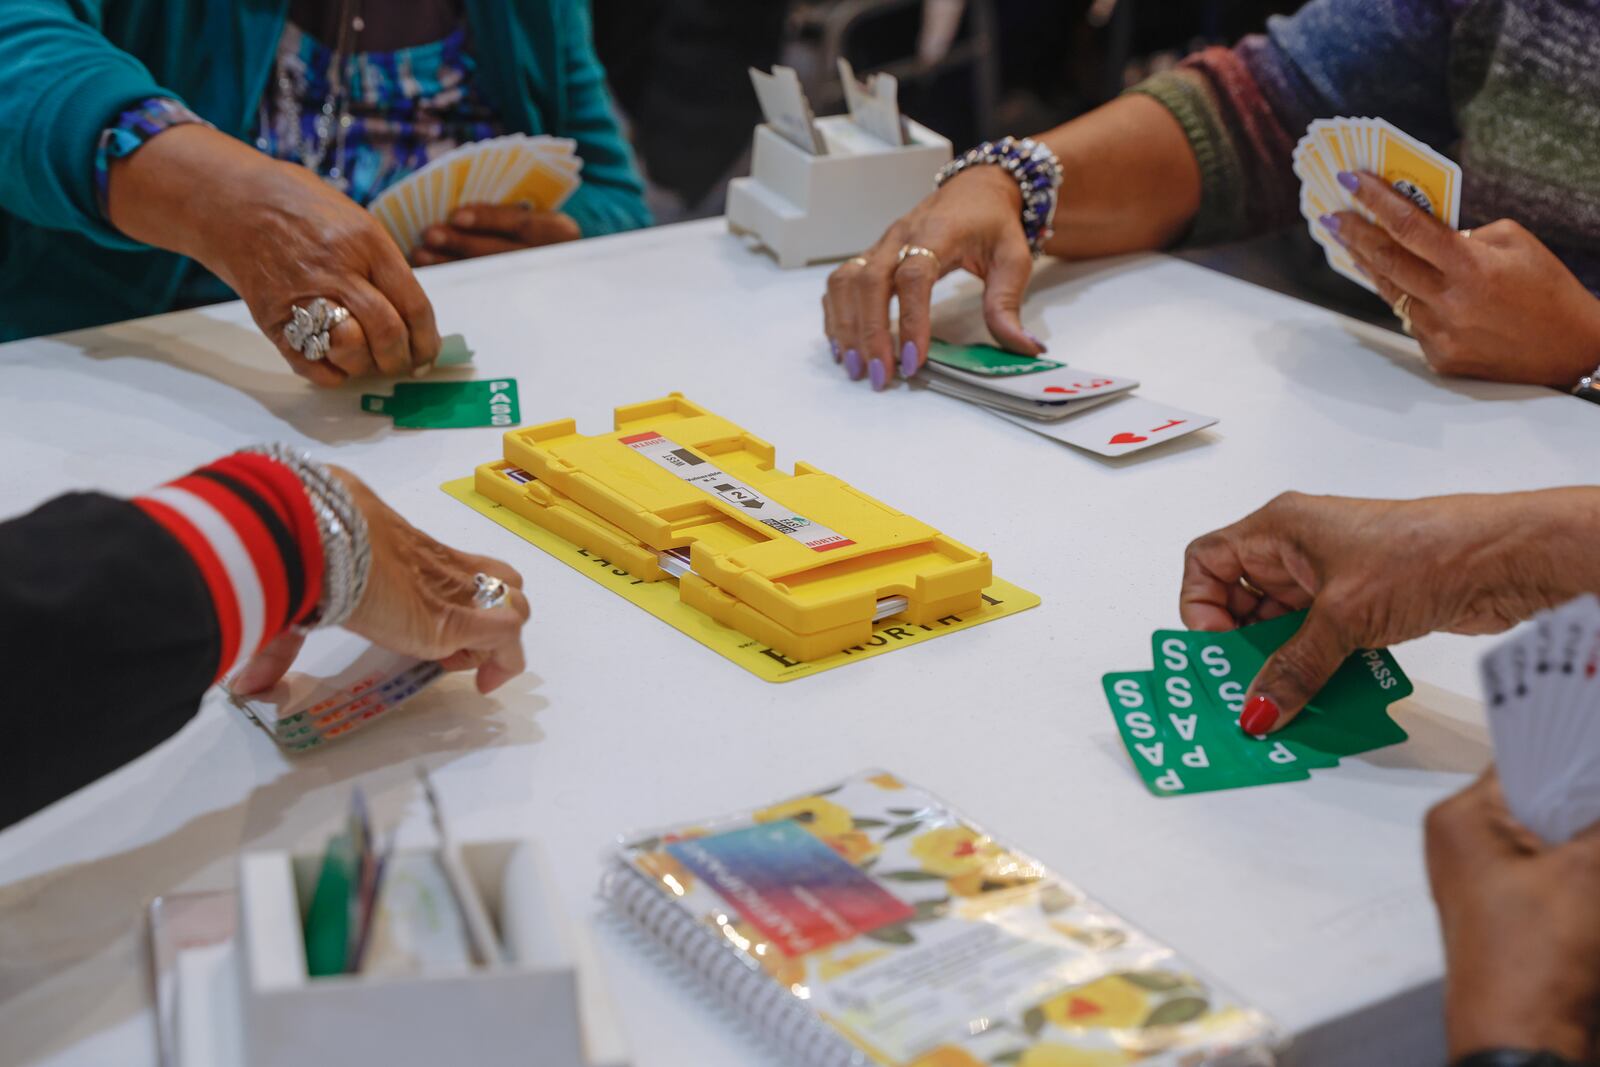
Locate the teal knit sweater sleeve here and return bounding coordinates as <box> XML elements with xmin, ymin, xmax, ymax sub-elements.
<box><xmin>0</xmin><ymin>0</ymin><xmax>182</xmax><ymax>250</ymax></box>
<box><xmin>550</xmin><ymin>0</ymin><xmax>652</xmax><ymax>237</ymax></box>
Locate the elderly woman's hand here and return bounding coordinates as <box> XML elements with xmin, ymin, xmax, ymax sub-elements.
<box><xmin>1179</xmin><ymin>489</ymin><xmax>1600</xmax><ymax>734</ymax></box>
<box><xmin>412</xmin><ymin>203</ymin><xmax>581</xmax><ymax>266</ymax></box>
<box><xmin>822</xmin><ymin>165</ymin><xmax>1043</xmax><ymax>390</ymax></box>
<box><xmin>1427</xmin><ymin>771</ymin><xmax>1600</xmax><ymax>1062</ymax></box>
<box><xmin>1325</xmin><ymin>172</ymin><xmax>1600</xmax><ymax>388</ymax></box>
<box><xmin>107</xmin><ymin>125</ymin><xmax>441</xmax><ymax>387</ymax></box>
<box><xmin>233</xmin><ymin>467</ymin><xmax>530</xmax><ymax>695</ymax></box>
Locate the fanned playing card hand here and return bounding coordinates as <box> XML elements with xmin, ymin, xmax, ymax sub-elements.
<box><xmin>368</xmin><ymin>134</ymin><xmax>582</xmax><ymax>258</ymax></box>
<box><xmin>1294</xmin><ymin>117</ymin><xmax>1461</xmax><ymax>294</ymax></box>
<box><xmin>1481</xmin><ymin>595</ymin><xmax>1600</xmax><ymax>844</ymax></box>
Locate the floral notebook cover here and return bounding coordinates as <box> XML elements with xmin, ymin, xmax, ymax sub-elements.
<box><xmin>604</xmin><ymin>770</ymin><xmax>1277</xmax><ymax>1067</ymax></box>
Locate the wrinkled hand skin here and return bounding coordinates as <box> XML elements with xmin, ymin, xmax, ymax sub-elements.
<box><xmin>1178</xmin><ymin>489</ymin><xmax>1600</xmax><ymax>726</ymax></box>
<box><xmin>823</xmin><ymin>165</ymin><xmax>1041</xmax><ymax>387</ymax></box>
<box><xmin>105</xmin><ymin>124</ymin><xmax>440</xmax><ymax>386</ymax></box>
<box><xmin>412</xmin><ymin>203</ymin><xmax>581</xmax><ymax>266</ymax></box>
<box><xmin>1427</xmin><ymin>772</ymin><xmax>1600</xmax><ymax>1062</ymax></box>
<box><xmin>233</xmin><ymin>467</ymin><xmax>530</xmax><ymax>695</ymax></box>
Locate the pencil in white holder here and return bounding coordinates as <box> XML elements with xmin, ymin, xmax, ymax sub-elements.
<box><xmin>236</xmin><ymin>839</ymin><xmax>629</xmax><ymax>1067</ymax></box>
<box><xmin>726</xmin><ymin>115</ymin><xmax>952</xmax><ymax>268</ymax></box>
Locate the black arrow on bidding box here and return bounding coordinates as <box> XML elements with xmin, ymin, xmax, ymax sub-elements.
<box><xmin>713</xmin><ymin>483</ymin><xmax>765</xmax><ymax>509</ymax></box>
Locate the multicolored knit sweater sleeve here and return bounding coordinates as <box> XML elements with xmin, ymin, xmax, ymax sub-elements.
<box><xmin>1127</xmin><ymin>0</ymin><xmax>1461</xmax><ymax>246</ymax></box>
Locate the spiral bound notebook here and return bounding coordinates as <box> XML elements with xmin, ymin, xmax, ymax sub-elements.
<box><xmin>602</xmin><ymin>770</ymin><xmax>1277</xmax><ymax>1067</ymax></box>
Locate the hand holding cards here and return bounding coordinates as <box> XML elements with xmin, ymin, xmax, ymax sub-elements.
<box><xmin>1104</xmin><ymin>611</ymin><xmax>1412</xmax><ymax>796</ymax></box>
<box><xmin>225</xmin><ymin>628</ymin><xmax>445</xmax><ymax>751</ymax></box>
<box><xmin>369</xmin><ymin>134</ymin><xmax>582</xmax><ymax>259</ymax></box>
<box><xmin>1294</xmin><ymin>117</ymin><xmax>1461</xmax><ymax>293</ymax></box>
<box><xmin>1482</xmin><ymin>595</ymin><xmax>1600</xmax><ymax>844</ymax></box>
<box><xmin>923</xmin><ymin>340</ymin><xmax>1217</xmax><ymax>457</ymax></box>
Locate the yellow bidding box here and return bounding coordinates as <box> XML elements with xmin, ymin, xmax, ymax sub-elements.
<box><xmin>445</xmin><ymin>395</ymin><xmax>1040</xmax><ymax>679</ymax></box>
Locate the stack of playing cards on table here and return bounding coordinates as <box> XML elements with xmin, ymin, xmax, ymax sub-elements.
<box><xmin>368</xmin><ymin>133</ymin><xmax>582</xmax><ymax>258</ymax></box>
<box><xmin>923</xmin><ymin>340</ymin><xmax>1219</xmax><ymax>457</ymax></box>
<box><xmin>1293</xmin><ymin>117</ymin><xmax>1461</xmax><ymax>294</ymax></box>
<box><xmin>225</xmin><ymin>629</ymin><xmax>444</xmax><ymax>751</ymax></box>
<box><xmin>1481</xmin><ymin>595</ymin><xmax>1600</xmax><ymax>844</ymax></box>
<box><xmin>1103</xmin><ymin>611</ymin><xmax>1412</xmax><ymax>796</ymax></box>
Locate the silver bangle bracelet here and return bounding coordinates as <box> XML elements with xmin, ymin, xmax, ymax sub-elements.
<box><xmin>242</xmin><ymin>443</ymin><xmax>372</xmax><ymax>629</ymax></box>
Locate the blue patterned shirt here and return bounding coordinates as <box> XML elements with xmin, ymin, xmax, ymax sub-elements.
<box><xmin>95</xmin><ymin>21</ymin><xmax>505</xmax><ymax>214</ymax></box>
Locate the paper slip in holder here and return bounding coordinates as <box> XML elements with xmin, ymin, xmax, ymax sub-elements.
<box><xmin>153</xmin><ymin>839</ymin><xmax>629</xmax><ymax>1067</ymax></box>
<box><xmin>726</xmin><ymin>115</ymin><xmax>951</xmax><ymax>268</ymax></box>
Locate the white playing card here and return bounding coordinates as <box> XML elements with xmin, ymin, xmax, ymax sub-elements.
<box><xmin>995</xmin><ymin>395</ymin><xmax>1219</xmax><ymax>457</ymax></box>
<box><xmin>924</xmin><ymin>376</ymin><xmax>1124</xmax><ymax>420</ymax></box>
<box><xmin>925</xmin><ymin>361</ymin><xmax>1140</xmax><ymax>403</ymax></box>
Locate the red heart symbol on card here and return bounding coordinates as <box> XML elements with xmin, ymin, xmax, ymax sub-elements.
<box><xmin>1109</xmin><ymin>432</ymin><xmax>1148</xmax><ymax>445</ymax></box>
<box><xmin>1043</xmin><ymin>386</ymin><xmax>1077</xmax><ymax>395</ymax></box>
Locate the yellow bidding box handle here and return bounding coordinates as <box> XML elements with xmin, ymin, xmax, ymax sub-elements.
<box><xmin>501</xmin><ymin>395</ymin><xmax>992</xmax><ymax>641</ymax></box>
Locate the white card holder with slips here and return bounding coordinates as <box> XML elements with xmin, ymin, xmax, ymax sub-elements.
<box><xmin>728</xmin><ymin>64</ymin><xmax>951</xmax><ymax>269</ymax></box>
<box><xmin>149</xmin><ymin>839</ymin><xmax>630</xmax><ymax>1067</ymax></box>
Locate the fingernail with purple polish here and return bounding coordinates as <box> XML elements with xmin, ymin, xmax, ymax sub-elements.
<box><xmin>900</xmin><ymin>341</ymin><xmax>919</xmax><ymax>378</ymax></box>
<box><xmin>1025</xmin><ymin>331</ymin><xmax>1048</xmax><ymax>353</ymax></box>
<box><xmin>1337</xmin><ymin>171</ymin><xmax>1360</xmax><ymax>193</ymax></box>
<box><xmin>1318</xmin><ymin>214</ymin><xmax>1345</xmax><ymax>244</ymax></box>
<box><xmin>869</xmin><ymin>359</ymin><xmax>888</xmax><ymax>391</ymax></box>
<box><xmin>844</xmin><ymin>349</ymin><xmax>864</xmax><ymax>380</ymax></box>
<box><xmin>830</xmin><ymin>338</ymin><xmax>841</xmax><ymax>363</ymax></box>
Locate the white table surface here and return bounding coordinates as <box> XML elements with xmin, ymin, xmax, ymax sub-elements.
<box><xmin>1</xmin><ymin>218</ymin><xmax>1593</xmax><ymax>1067</ymax></box>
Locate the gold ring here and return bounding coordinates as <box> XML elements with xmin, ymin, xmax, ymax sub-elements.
<box><xmin>1238</xmin><ymin>575</ymin><xmax>1267</xmax><ymax>599</ymax></box>
<box><xmin>1391</xmin><ymin>292</ymin><xmax>1414</xmax><ymax>336</ymax></box>
<box><xmin>846</xmin><ymin>256</ymin><xmax>870</xmax><ymax>268</ymax></box>
<box><xmin>896</xmin><ymin>244</ymin><xmax>942</xmax><ymax>272</ymax></box>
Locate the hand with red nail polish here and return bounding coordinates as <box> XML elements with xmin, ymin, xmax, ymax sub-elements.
<box><xmin>1180</xmin><ymin>488</ymin><xmax>1600</xmax><ymax>732</ymax></box>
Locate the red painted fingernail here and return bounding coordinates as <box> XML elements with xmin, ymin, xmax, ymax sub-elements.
<box><xmin>1240</xmin><ymin>695</ymin><xmax>1281</xmax><ymax>736</ymax></box>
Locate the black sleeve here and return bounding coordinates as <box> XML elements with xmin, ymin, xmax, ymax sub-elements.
<box><xmin>0</xmin><ymin>492</ymin><xmax>219</xmax><ymax>828</ymax></box>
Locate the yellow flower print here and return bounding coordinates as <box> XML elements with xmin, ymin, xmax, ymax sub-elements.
<box><xmin>1038</xmin><ymin>975</ymin><xmax>1150</xmax><ymax>1031</ymax></box>
<box><xmin>1017</xmin><ymin>1044</ymin><xmax>1134</xmax><ymax>1067</ymax></box>
<box><xmin>867</xmin><ymin>772</ymin><xmax>905</xmax><ymax>790</ymax></box>
<box><xmin>910</xmin><ymin>826</ymin><xmax>1042</xmax><ymax>899</ymax></box>
<box><xmin>908</xmin><ymin>825</ymin><xmax>1004</xmax><ymax>877</ymax></box>
<box><xmin>905</xmin><ymin>1046</ymin><xmax>986</xmax><ymax>1067</ymax></box>
<box><xmin>754</xmin><ymin>796</ymin><xmax>854</xmax><ymax>838</ymax></box>
<box><xmin>948</xmin><ymin>867</ymin><xmax>1041</xmax><ymax>898</ymax></box>
<box><xmin>824</xmin><ymin>830</ymin><xmax>881</xmax><ymax>866</ymax></box>
<box><xmin>816</xmin><ymin>946</ymin><xmax>889</xmax><ymax>981</ymax></box>
<box><xmin>1049</xmin><ymin>921</ymin><xmax>1127</xmax><ymax>951</ymax></box>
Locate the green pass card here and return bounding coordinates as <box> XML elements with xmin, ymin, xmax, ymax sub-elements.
<box><xmin>362</xmin><ymin>379</ymin><xmax>519</xmax><ymax>429</ymax></box>
<box><xmin>927</xmin><ymin>340</ymin><xmax>1065</xmax><ymax>377</ymax></box>
<box><xmin>1105</xmin><ymin>611</ymin><xmax>1412</xmax><ymax>797</ymax></box>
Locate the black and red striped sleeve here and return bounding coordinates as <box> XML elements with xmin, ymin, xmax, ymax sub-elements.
<box><xmin>1</xmin><ymin>455</ymin><xmax>324</xmax><ymax>828</ymax></box>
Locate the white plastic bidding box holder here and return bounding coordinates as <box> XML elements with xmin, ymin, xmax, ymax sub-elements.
<box><xmin>235</xmin><ymin>838</ymin><xmax>629</xmax><ymax>1067</ymax></box>
<box><xmin>726</xmin><ymin>114</ymin><xmax>952</xmax><ymax>269</ymax></box>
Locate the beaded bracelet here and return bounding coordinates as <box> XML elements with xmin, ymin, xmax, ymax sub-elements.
<box><xmin>243</xmin><ymin>444</ymin><xmax>371</xmax><ymax>629</ymax></box>
<box><xmin>936</xmin><ymin>136</ymin><xmax>1064</xmax><ymax>255</ymax></box>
